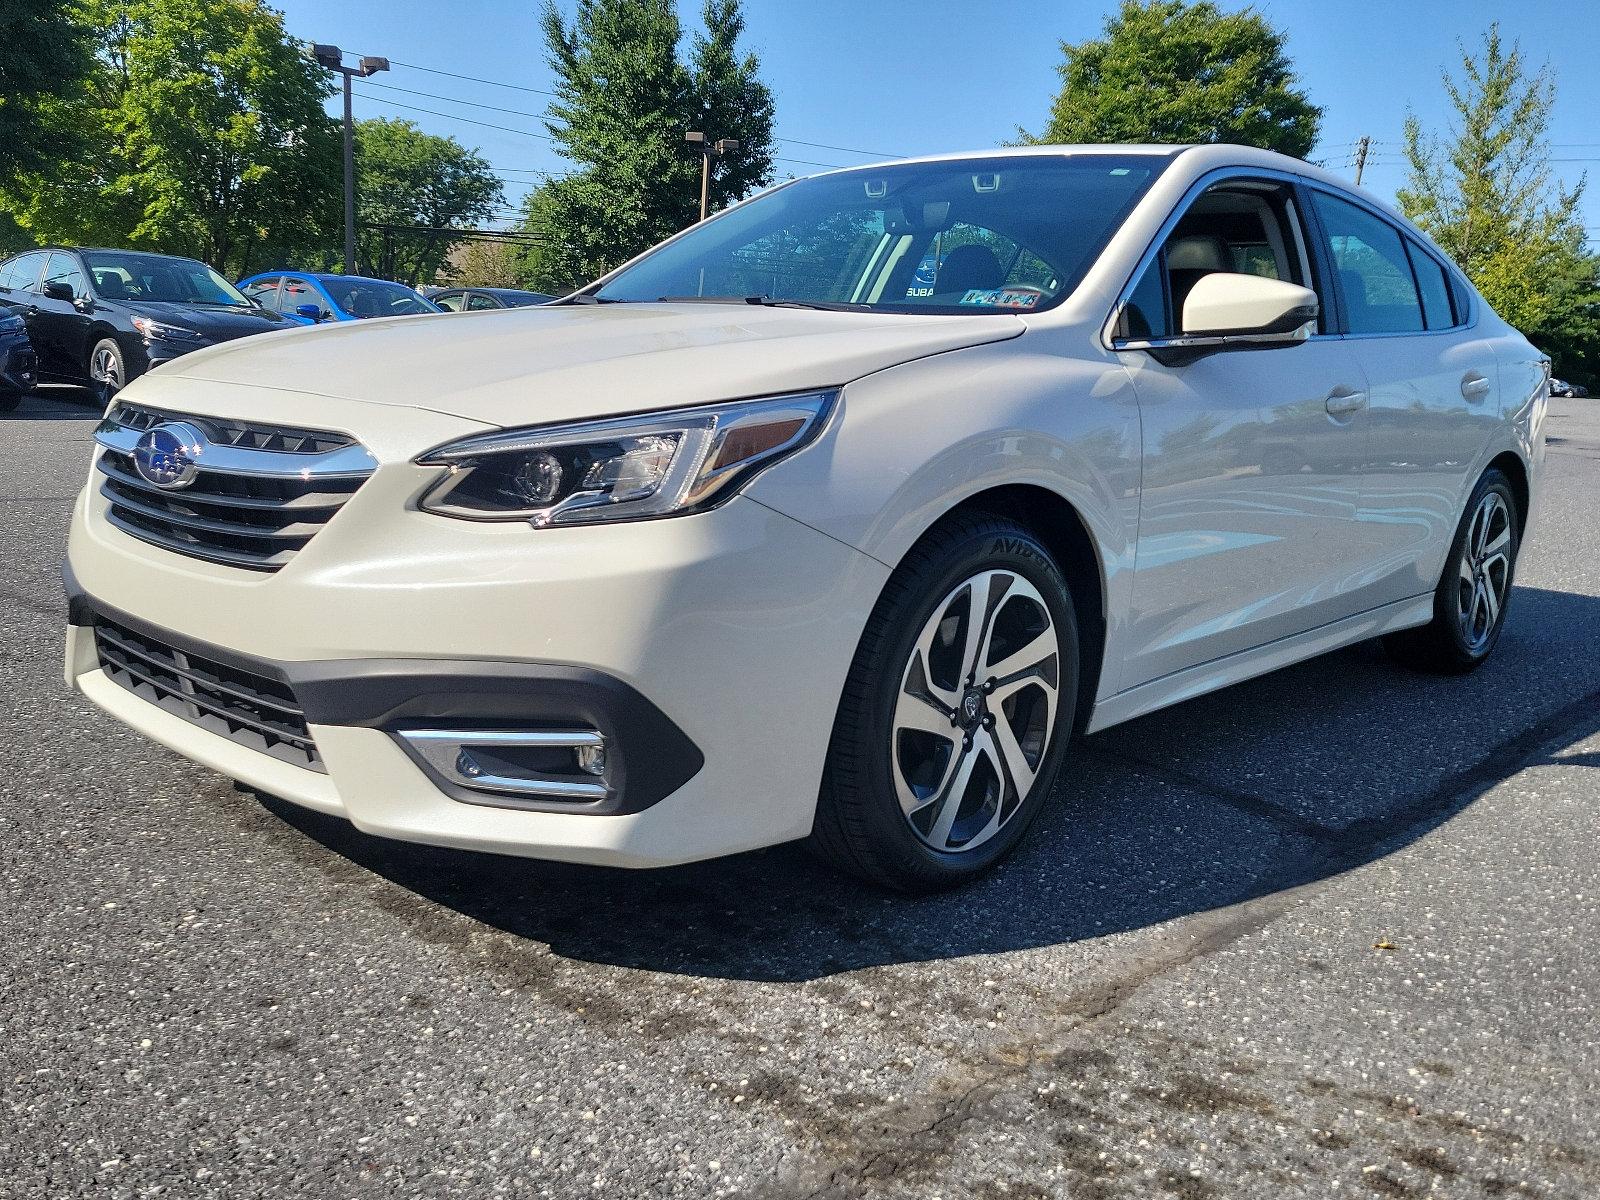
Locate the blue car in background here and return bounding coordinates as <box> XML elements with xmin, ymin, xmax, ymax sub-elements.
<box><xmin>237</xmin><ymin>272</ymin><xmax>442</xmax><ymax>324</ymax></box>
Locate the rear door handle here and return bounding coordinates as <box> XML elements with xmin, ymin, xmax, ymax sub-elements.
<box><xmin>1461</xmin><ymin>372</ymin><xmax>1492</xmax><ymax>402</ymax></box>
<box><xmin>1325</xmin><ymin>387</ymin><xmax>1367</xmax><ymax>417</ymax></box>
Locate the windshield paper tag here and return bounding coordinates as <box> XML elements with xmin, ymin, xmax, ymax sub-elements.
<box><xmin>960</xmin><ymin>288</ymin><xmax>1040</xmax><ymax>309</ymax></box>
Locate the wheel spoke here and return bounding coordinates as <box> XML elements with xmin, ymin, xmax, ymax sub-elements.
<box><xmin>1482</xmin><ymin>575</ymin><xmax>1500</xmax><ymax>625</ymax></box>
<box><xmin>1458</xmin><ymin>556</ymin><xmax>1475</xmax><ymax>589</ymax></box>
<box><xmin>925</xmin><ymin>741</ymin><xmax>982</xmax><ymax>850</ymax></box>
<box><xmin>894</xmin><ymin>675</ymin><xmax>955</xmax><ymax>736</ymax></box>
<box><xmin>1482</xmin><ymin>524</ymin><xmax>1510</xmax><ymax>565</ymax></box>
<box><xmin>990</xmin><ymin>710</ymin><xmax>1039</xmax><ymax>798</ymax></box>
<box><xmin>961</xmin><ymin>571</ymin><xmax>1015</xmax><ymax>683</ymax></box>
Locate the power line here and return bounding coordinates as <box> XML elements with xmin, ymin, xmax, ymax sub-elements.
<box><xmin>350</xmin><ymin>48</ymin><xmax>902</xmax><ymax>160</ymax></box>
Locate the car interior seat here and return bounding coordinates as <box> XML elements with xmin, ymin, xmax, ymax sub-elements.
<box><xmin>1165</xmin><ymin>234</ymin><xmax>1232</xmax><ymax>326</ymax></box>
<box><xmin>94</xmin><ymin>271</ymin><xmax>130</xmax><ymax>300</ymax></box>
<box><xmin>936</xmin><ymin>245</ymin><xmax>1006</xmax><ymax>296</ymax></box>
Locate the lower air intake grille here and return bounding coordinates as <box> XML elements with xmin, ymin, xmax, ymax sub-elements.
<box><xmin>93</xmin><ymin>615</ymin><xmax>323</xmax><ymax>772</ymax></box>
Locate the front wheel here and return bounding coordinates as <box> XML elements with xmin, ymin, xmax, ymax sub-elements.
<box><xmin>812</xmin><ymin>513</ymin><xmax>1078</xmax><ymax>892</ymax></box>
<box><xmin>1384</xmin><ymin>469</ymin><xmax>1519</xmax><ymax>674</ymax></box>
<box><xmin>89</xmin><ymin>338</ymin><xmax>129</xmax><ymax>401</ymax></box>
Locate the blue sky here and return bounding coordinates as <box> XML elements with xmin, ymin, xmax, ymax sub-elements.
<box><xmin>273</xmin><ymin>0</ymin><xmax>1599</xmax><ymax>242</ymax></box>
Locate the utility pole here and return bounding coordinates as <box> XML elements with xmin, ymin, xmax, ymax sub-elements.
<box><xmin>312</xmin><ymin>45</ymin><xmax>389</xmax><ymax>274</ymax></box>
<box><xmin>685</xmin><ymin>131</ymin><xmax>741</xmax><ymax>222</ymax></box>
<box><xmin>1352</xmin><ymin>135</ymin><xmax>1371</xmax><ymax>187</ymax></box>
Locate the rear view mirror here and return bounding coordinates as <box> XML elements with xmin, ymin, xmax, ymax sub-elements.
<box><xmin>41</xmin><ymin>281</ymin><xmax>75</xmax><ymax>303</ymax></box>
<box><xmin>295</xmin><ymin>304</ymin><xmax>325</xmax><ymax>321</ymax></box>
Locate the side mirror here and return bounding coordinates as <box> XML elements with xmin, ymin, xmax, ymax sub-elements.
<box><xmin>1182</xmin><ymin>273</ymin><xmax>1319</xmax><ymax>339</ymax></box>
<box><xmin>295</xmin><ymin>304</ymin><xmax>325</xmax><ymax>322</ymax></box>
<box><xmin>1115</xmin><ymin>272</ymin><xmax>1318</xmax><ymax>366</ymax></box>
<box><xmin>41</xmin><ymin>280</ymin><xmax>75</xmax><ymax>303</ymax></box>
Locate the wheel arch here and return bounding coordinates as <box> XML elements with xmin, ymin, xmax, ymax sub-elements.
<box><xmin>1486</xmin><ymin>450</ymin><xmax>1530</xmax><ymax>537</ymax></box>
<box><xmin>905</xmin><ymin>483</ymin><xmax>1109</xmax><ymax>734</ymax></box>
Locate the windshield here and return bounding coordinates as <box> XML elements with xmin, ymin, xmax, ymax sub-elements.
<box><xmin>320</xmin><ymin>278</ymin><xmax>440</xmax><ymax>317</ymax></box>
<box><xmin>84</xmin><ymin>252</ymin><xmax>251</xmax><ymax>307</ymax></box>
<box><xmin>594</xmin><ymin>154</ymin><xmax>1167</xmax><ymax>314</ymax></box>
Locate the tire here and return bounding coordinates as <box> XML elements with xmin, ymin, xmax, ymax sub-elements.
<box><xmin>1383</xmin><ymin>469</ymin><xmax>1519</xmax><ymax>674</ymax></box>
<box><xmin>812</xmin><ymin>512</ymin><xmax>1079</xmax><ymax>892</ymax></box>
<box><xmin>88</xmin><ymin>337</ymin><xmax>130</xmax><ymax>400</ymax></box>
<box><xmin>0</xmin><ymin>392</ymin><xmax>20</xmax><ymax>414</ymax></box>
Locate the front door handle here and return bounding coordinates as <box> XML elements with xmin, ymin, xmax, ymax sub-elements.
<box><xmin>1461</xmin><ymin>372</ymin><xmax>1492</xmax><ymax>402</ymax></box>
<box><xmin>1325</xmin><ymin>386</ymin><xmax>1367</xmax><ymax>417</ymax></box>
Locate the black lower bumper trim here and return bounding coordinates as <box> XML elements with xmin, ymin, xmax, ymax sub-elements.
<box><xmin>66</xmin><ymin>581</ymin><xmax>704</xmax><ymax>816</ymax></box>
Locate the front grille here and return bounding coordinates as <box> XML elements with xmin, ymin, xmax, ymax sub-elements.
<box><xmin>109</xmin><ymin>402</ymin><xmax>356</xmax><ymax>455</ymax></box>
<box><xmin>93</xmin><ymin>404</ymin><xmax>376</xmax><ymax>572</ymax></box>
<box><xmin>93</xmin><ymin>615</ymin><xmax>323</xmax><ymax>771</ymax></box>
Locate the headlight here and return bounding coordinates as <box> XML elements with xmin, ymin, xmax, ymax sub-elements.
<box><xmin>417</xmin><ymin>390</ymin><xmax>836</xmax><ymax>526</ymax></box>
<box><xmin>130</xmin><ymin>316</ymin><xmax>200</xmax><ymax>341</ymax></box>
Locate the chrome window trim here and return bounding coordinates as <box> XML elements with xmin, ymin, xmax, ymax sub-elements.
<box><xmin>1101</xmin><ymin>166</ymin><xmax>1481</xmax><ymax>353</ymax></box>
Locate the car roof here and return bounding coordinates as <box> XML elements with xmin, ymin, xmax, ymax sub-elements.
<box><xmin>43</xmin><ymin>246</ymin><xmax>208</xmax><ymax>264</ymax></box>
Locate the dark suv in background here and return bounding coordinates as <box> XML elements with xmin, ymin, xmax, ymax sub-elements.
<box><xmin>0</xmin><ymin>247</ymin><xmax>295</xmax><ymax>396</ymax></box>
<box><xmin>0</xmin><ymin>308</ymin><xmax>38</xmax><ymax>412</ymax></box>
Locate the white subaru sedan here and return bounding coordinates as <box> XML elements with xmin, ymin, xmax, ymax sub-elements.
<box><xmin>65</xmin><ymin>145</ymin><xmax>1546</xmax><ymax>891</ymax></box>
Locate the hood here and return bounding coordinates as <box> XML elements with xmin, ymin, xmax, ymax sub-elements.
<box><xmin>153</xmin><ymin>302</ymin><xmax>1025</xmax><ymax>427</ymax></box>
<box><xmin>125</xmin><ymin>300</ymin><xmax>291</xmax><ymax>340</ymax></box>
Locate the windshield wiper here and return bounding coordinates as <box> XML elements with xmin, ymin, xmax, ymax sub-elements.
<box><xmin>563</xmin><ymin>293</ymin><xmax>629</xmax><ymax>305</ymax></box>
<box><xmin>659</xmin><ymin>294</ymin><xmax>874</xmax><ymax>313</ymax></box>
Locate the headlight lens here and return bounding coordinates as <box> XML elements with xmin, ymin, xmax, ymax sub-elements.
<box><xmin>417</xmin><ymin>391</ymin><xmax>836</xmax><ymax>525</ymax></box>
<box><xmin>130</xmin><ymin>315</ymin><xmax>200</xmax><ymax>341</ymax></box>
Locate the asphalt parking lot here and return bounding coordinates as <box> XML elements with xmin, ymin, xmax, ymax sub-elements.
<box><xmin>3</xmin><ymin>388</ymin><xmax>1598</xmax><ymax>1199</ymax></box>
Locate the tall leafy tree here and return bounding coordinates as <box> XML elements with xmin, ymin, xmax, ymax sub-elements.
<box><xmin>353</xmin><ymin>118</ymin><xmax>504</xmax><ymax>283</ymax></box>
<box><xmin>0</xmin><ymin>0</ymin><xmax>95</xmax><ymax>191</ymax></box>
<box><xmin>1399</xmin><ymin>26</ymin><xmax>1598</xmax><ymax>386</ymax></box>
<box><xmin>525</xmin><ymin>0</ymin><xmax>774</xmax><ymax>290</ymax></box>
<box><xmin>1024</xmin><ymin>0</ymin><xmax>1321</xmax><ymax>157</ymax></box>
<box><xmin>5</xmin><ymin>0</ymin><xmax>341</xmax><ymax>276</ymax></box>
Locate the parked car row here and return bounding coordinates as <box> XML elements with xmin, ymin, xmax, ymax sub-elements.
<box><xmin>0</xmin><ymin>245</ymin><xmax>550</xmax><ymax>403</ymax></box>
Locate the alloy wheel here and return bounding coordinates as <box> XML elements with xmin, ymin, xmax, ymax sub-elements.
<box><xmin>892</xmin><ymin>569</ymin><xmax>1060</xmax><ymax>854</ymax></box>
<box><xmin>1457</xmin><ymin>490</ymin><xmax>1512</xmax><ymax>652</ymax></box>
<box><xmin>91</xmin><ymin>346</ymin><xmax>123</xmax><ymax>397</ymax></box>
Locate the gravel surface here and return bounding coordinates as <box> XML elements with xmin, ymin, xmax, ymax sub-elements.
<box><xmin>2</xmin><ymin>387</ymin><xmax>1597</xmax><ymax>1198</ymax></box>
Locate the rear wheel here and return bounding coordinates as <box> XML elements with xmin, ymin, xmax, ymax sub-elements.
<box><xmin>813</xmin><ymin>513</ymin><xmax>1078</xmax><ymax>892</ymax></box>
<box><xmin>1384</xmin><ymin>469</ymin><xmax>1519</xmax><ymax>673</ymax></box>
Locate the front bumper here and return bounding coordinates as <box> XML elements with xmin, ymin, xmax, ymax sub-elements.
<box><xmin>0</xmin><ymin>335</ymin><xmax>37</xmax><ymax>393</ymax></box>
<box><xmin>64</xmin><ymin>406</ymin><xmax>889</xmax><ymax>865</ymax></box>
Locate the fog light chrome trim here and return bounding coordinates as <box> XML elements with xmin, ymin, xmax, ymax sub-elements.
<box><xmin>398</xmin><ymin>729</ymin><xmax>609</xmax><ymax>802</ymax></box>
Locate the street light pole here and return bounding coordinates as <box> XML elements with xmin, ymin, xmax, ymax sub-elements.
<box><xmin>312</xmin><ymin>45</ymin><xmax>389</xmax><ymax>274</ymax></box>
<box><xmin>685</xmin><ymin>131</ymin><xmax>741</xmax><ymax>222</ymax></box>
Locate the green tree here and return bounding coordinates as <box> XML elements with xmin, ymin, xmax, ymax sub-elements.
<box><xmin>0</xmin><ymin>0</ymin><xmax>95</xmax><ymax>190</ymax></box>
<box><xmin>5</xmin><ymin>0</ymin><xmax>341</xmax><ymax>276</ymax></box>
<box><xmin>353</xmin><ymin>118</ymin><xmax>504</xmax><ymax>283</ymax></box>
<box><xmin>1398</xmin><ymin>26</ymin><xmax>1599</xmax><ymax>386</ymax></box>
<box><xmin>525</xmin><ymin>0</ymin><xmax>775</xmax><ymax>290</ymax></box>
<box><xmin>1024</xmin><ymin>0</ymin><xmax>1321</xmax><ymax>157</ymax></box>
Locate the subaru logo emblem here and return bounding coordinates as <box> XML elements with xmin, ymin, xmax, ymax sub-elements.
<box><xmin>132</xmin><ymin>421</ymin><xmax>204</xmax><ymax>490</ymax></box>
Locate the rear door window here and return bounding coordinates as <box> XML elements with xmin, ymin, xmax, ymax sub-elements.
<box><xmin>1</xmin><ymin>252</ymin><xmax>46</xmax><ymax>292</ymax></box>
<box><xmin>466</xmin><ymin>292</ymin><xmax>499</xmax><ymax>311</ymax></box>
<box><xmin>1310</xmin><ymin>191</ymin><xmax>1424</xmax><ymax>334</ymax></box>
<box><xmin>1406</xmin><ymin>241</ymin><xmax>1456</xmax><ymax>330</ymax></box>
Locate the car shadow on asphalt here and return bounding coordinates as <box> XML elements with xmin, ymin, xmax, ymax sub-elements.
<box><xmin>262</xmin><ymin>584</ymin><xmax>1600</xmax><ymax>983</ymax></box>
<box><xmin>4</xmin><ymin>387</ymin><xmax>104</xmax><ymax>420</ymax></box>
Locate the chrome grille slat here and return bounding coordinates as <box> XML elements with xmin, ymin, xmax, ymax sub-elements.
<box><xmin>96</xmin><ymin>454</ymin><xmax>355</xmax><ymax>510</ymax></box>
<box><xmin>99</xmin><ymin>480</ymin><xmax>324</xmax><ymax>541</ymax></box>
<box><xmin>93</xmin><ymin>616</ymin><xmax>324</xmax><ymax>771</ymax></box>
<box><xmin>92</xmin><ymin>405</ymin><xmax>375</xmax><ymax>571</ymax></box>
